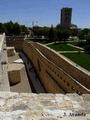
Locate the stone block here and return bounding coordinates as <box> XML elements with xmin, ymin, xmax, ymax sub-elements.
<box><xmin>8</xmin><ymin>63</ymin><xmax>24</xmax><ymax>86</ymax></box>
<box><xmin>7</xmin><ymin>47</ymin><xmax>15</xmax><ymax>57</ymax></box>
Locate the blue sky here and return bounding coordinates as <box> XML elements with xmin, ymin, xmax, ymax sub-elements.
<box><xmin>0</xmin><ymin>0</ymin><xmax>90</xmax><ymax>28</ymax></box>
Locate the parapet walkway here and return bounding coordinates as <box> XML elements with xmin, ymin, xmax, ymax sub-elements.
<box><xmin>58</xmin><ymin>51</ymin><xmax>84</xmax><ymax>53</ymax></box>
<box><xmin>0</xmin><ymin>34</ymin><xmax>10</xmax><ymax>91</ymax></box>
<box><xmin>67</xmin><ymin>43</ymin><xmax>84</xmax><ymax>50</ymax></box>
<box><xmin>0</xmin><ymin>92</ymin><xmax>89</xmax><ymax>119</ymax></box>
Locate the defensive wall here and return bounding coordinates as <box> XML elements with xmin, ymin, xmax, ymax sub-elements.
<box><xmin>0</xmin><ymin>34</ymin><xmax>10</xmax><ymax>91</ymax></box>
<box><xmin>23</xmin><ymin>41</ymin><xmax>90</xmax><ymax>94</ymax></box>
<box><xmin>32</xmin><ymin>42</ymin><xmax>90</xmax><ymax>90</ymax></box>
<box><xmin>6</xmin><ymin>36</ymin><xmax>24</xmax><ymax>50</ymax></box>
<box><xmin>6</xmin><ymin>37</ymin><xmax>90</xmax><ymax>94</ymax></box>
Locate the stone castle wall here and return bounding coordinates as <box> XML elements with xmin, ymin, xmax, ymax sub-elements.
<box><xmin>0</xmin><ymin>34</ymin><xmax>10</xmax><ymax>91</ymax></box>
<box><xmin>6</xmin><ymin>38</ymin><xmax>90</xmax><ymax>94</ymax></box>
<box><xmin>32</xmin><ymin>42</ymin><xmax>90</xmax><ymax>90</ymax></box>
<box><xmin>6</xmin><ymin>36</ymin><xmax>24</xmax><ymax>50</ymax></box>
<box><xmin>22</xmin><ymin>41</ymin><xmax>90</xmax><ymax>94</ymax></box>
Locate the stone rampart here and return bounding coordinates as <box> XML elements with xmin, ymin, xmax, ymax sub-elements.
<box><xmin>6</xmin><ymin>36</ymin><xmax>24</xmax><ymax>50</ymax></box>
<box><xmin>32</xmin><ymin>42</ymin><xmax>90</xmax><ymax>90</ymax></box>
<box><xmin>0</xmin><ymin>33</ymin><xmax>10</xmax><ymax>91</ymax></box>
<box><xmin>22</xmin><ymin>41</ymin><xmax>90</xmax><ymax>94</ymax></box>
<box><xmin>6</xmin><ymin>38</ymin><xmax>90</xmax><ymax>94</ymax></box>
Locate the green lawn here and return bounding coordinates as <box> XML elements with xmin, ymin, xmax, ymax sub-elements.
<box><xmin>47</xmin><ymin>43</ymin><xmax>80</xmax><ymax>51</ymax></box>
<box><xmin>62</xmin><ymin>52</ymin><xmax>90</xmax><ymax>71</ymax></box>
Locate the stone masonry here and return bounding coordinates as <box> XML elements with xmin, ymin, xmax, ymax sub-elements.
<box><xmin>0</xmin><ymin>34</ymin><xmax>89</xmax><ymax>119</ymax></box>
<box><xmin>0</xmin><ymin>92</ymin><xmax>89</xmax><ymax>119</ymax></box>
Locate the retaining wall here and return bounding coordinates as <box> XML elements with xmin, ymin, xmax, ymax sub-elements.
<box><xmin>6</xmin><ymin>36</ymin><xmax>24</xmax><ymax>50</ymax></box>
<box><xmin>32</xmin><ymin>42</ymin><xmax>90</xmax><ymax>90</ymax></box>
<box><xmin>6</xmin><ymin>38</ymin><xmax>90</xmax><ymax>94</ymax></box>
<box><xmin>0</xmin><ymin>33</ymin><xmax>10</xmax><ymax>91</ymax></box>
<box><xmin>23</xmin><ymin>41</ymin><xmax>90</xmax><ymax>94</ymax></box>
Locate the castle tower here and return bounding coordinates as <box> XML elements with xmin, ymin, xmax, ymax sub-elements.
<box><xmin>61</xmin><ymin>8</ymin><xmax>72</xmax><ymax>28</ymax></box>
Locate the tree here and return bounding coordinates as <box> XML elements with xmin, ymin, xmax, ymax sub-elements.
<box><xmin>20</xmin><ymin>25</ymin><xmax>29</xmax><ymax>35</ymax></box>
<box><xmin>70</xmin><ymin>29</ymin><xmax>78</xmax><ymax>37</ymax></box>
<box><xmin>85</xmin><ymin>33</ymin><xmax>90</xmax><ymax>44</ymax></box>
<box><xmin>48</xmin><ymin>25</ymin><xmax>55</xmax><ymax>42</ymax></box>
<box><xmin>0</xmin><ymin>23</ymin><xmax>5</xmax><ymax>33</ymax></box>
<box><xmin>0</xmin><ymin>21</ymin><xmax>29</xmax><ymax>36</ymax></box>
<box><xmin>4</xmin><ymin>21</ymin><xmax>14</xmax><ymax>35</ymax></box>
<box><xmin>56</xmin><ymin>28</ymin><xmax>70</xmax><ymax>43</ymax></box>
<box><xmin>84</xmin><ymin>33</ymin><xmax>90</xmax><ymax>53</ymax></box>
<box><xmin>13</xmin><ymin>22</ymin><xmax>21</xmax><ymax>35</ymax></box>
<box><xmin>78</xmin><ymin>28</ymin><xmax>90</xmax><ymax>40</ymax></box>
<box><xmin>33</xmin><ymin>26</ymin><xmax>50</xmax><ymax>38</ymax></box>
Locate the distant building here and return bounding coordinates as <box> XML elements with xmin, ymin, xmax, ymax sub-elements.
<box><xmin>61</xmin><ymin>8</ymin><xmax>72</xmax><ymax>28</ymax></box>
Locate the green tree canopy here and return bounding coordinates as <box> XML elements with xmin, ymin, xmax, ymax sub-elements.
<box><xmin>0</xmin><ymin>21</ymin><xmax>29</xmax><ymax>36</ymax></box>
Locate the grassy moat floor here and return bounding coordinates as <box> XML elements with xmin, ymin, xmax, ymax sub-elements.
<box><xmin>47</xmin><ymin>43</ymin><xmax>80</xmax><ymax>51</ymax></box>
<box><xmin>47</xmin><ymin>43</ymin><xmax>90</xmax><ymax>71</ymax></box>
<box><xmin>62</xmin><ymin>52</ymin><xmax>90</xmax><ymax>71</ymax></box>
